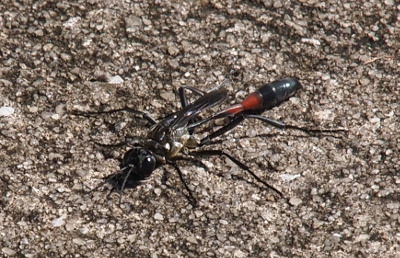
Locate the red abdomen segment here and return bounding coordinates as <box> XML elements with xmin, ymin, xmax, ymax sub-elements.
<box><xmin>241</xmin><ymin>77</ymin><xmax>302</xmax><ymax>110</ymax></box>
<box><xmin>241</xmin><ymin>92</ymin><xmax>263</xmax><ymax>110</ymax></box>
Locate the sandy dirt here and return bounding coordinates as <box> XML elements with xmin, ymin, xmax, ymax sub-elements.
<box><xmin>0</xmin><ymin>0</ymin><xmax>399</xmax><ymax>257</ymax></box>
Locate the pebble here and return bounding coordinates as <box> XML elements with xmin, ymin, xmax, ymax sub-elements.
<box><xmin>154</xmin><ymin>213</ymin><xmax>164</xmax><ymax>221</ymax></box>
<box><xmin>2</xmin><ymin>247</ymin><xmax>16</xmax><ymax>256</ymax></box>
<box><xmin>233</xmin><ymin>250</ymin><xmax>246</xmax><ymax>258</ymax></box>
<box><xmin>168</xmin><ymin>45</ymin><xmax>180</xmax><ymax>56</ymax></box>
<box><xmin>52</xmin><ymin>216</ymin><xmax>65</xmax><ymax>227</ymax></box>
<box><xmin>280</xmin><ymin>174</ymin><xmax>301</xmax><ymax>182</ymax></box>
<box><xmin>187</xmin><ymin>235</ymin><xmax>197</xmax><ymax>244</ymax></box>
<box><xmin>160</xmin><ymin>92</ymin><xmax>175</xmax><ymax>102</ymax></box>
<box><xmin>0</xmin><ymin>106</ymin><xmax>14</xmax><ymax>116</ymax></box>
<box><xmin>289</xmin><ymin>197</ymin><xmax>303</xmax><ymax>206</ymax></box>
<box><xmin>108</xmin><ymin>75</ymin><xmax>124</xmax><ymax>84</ymax></box>
<box><xmin>72</xmin><ymin>238</ymin><xmax>85</xmax><ymax>245</ymax></box>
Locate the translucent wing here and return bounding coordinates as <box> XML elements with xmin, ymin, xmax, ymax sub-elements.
<box><xmin>170</xmin><ymin>88</ymin><xmax>228</xmax><ymax>129</ymax></box>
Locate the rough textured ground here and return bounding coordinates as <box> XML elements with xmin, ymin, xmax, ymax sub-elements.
<box><xmin>0</xmin><ymin>0</ymin><xmax>399</xmax><ymax>257</ymax></box>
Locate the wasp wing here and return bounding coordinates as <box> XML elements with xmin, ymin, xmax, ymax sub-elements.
<box><xmin>170</xmin><ymin>88</ymin><xmax>228</xmax><ymax>129</ymax></box>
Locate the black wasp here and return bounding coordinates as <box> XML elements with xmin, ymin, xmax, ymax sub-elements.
<box><xmin>75</xmin><ymin>78</ymin><xmax>343</xmax><ymax>206</ymax></box>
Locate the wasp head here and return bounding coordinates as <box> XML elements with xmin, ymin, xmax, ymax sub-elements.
<box><xmin>121</xmin><ymin>147</ymin><xmax>157</xmax><ymax>182</ymax></box>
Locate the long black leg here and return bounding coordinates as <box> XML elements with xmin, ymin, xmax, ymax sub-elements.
<box><xmin>178</xmin><ymin>79</ymin><xmax>232</xmax><ymax>135</ymax></box>
<box><xmin>114</xmin><ymin>165</ymin><xmax>140</xmax><ymax>206</ymax></box>
<box><xmin>200</xmin><ymin>115</ymin><xmax>245</xmax><ymax>146</ymax></box>
<box><xmin>171</xmin><ymin>156</ymin><xmax>209</xmax><ymax>171</ymax></box>
<box><xmin>199</xmin><ymin>113</ymin><xmax>347</xmax><ymax>145</ymax></box>
<box><xmin>85</xmin><ymin>165</ymin><xmax>135</xmax><ymax>194</ymax></box>
<box><xmin>95</xmin><ymin>141</ymin><xmax>130</xmax><ymax>148</ymax></box>
<box><xmin>167</xmin><ymin>161</ymin><xmax>197</xmax><ymax>207</ymax></box>
<box><xmin>179</xmin><ymin>79</ymin><xmax>231</xmax><ymax>109</ymax></box>
<box><xmin>244</xmin><ymin>114</ymin><xmax>347</xmax><ymax>136</ymax></box>
<box><xmin>93</xmin><ymin>135</ymin><xmax>143</xmax><ymax>148</ymax></box>
<box><xmin>71</xmin><ymin>107</ymin><xmax>157</xmax><ymax>126</ymax></box>
<box><xmin>178</xmin><ymin>86</ymin><xmax>205</xmax><ymax>108</ymax></box>
<box><xmin>190</xmin><ymin>149</ymin><xmax>284</xmax><ymax>198</ymax></box>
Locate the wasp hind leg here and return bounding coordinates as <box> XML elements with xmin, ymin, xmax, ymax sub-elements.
<box><xmin>190</xmin><ymin>149</ymin><xmax>284</xmax><ymax>199</ymax></box>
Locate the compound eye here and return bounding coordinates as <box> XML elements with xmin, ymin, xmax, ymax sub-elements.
<box><xmin>139</xmin><ymin>152</ymin><xmax>156</xmax><ymax>177</ymax></box>
<box><xmin>122</xmin><ymin>149</ymin><xmax>137</xmax><ymax>167</ymax></box>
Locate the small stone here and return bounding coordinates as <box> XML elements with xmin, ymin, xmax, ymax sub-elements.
<box><xmin>194</xmin><ymin>210</ymin><xmax>203</xmax><ymax>218</ymax></box>
<box><xmin>126</xmin><ymin>15</ymin><xmax>142</xmax><ymax>27</ymax></box>
<box><xmin>43</xmin><ymin>43</ymin><xmax>54</xmax><ymax>51</ymax></box>
<box><xmin>60</xmin><ymin>53</ymin><xmax>71</xmax><ymax>62</ymax></box>
<box><xmin>321</xmin><ymin>74</ymin><xmax>330</xmax><ymax>80</ymax></box>
<box><xmin>80</xmin><ymin>227</ymin><xmax>89</xmax><ymax>234</ymax></box>
<box><xmin>108</xmin><ymin>75</ymin><xmax>124</xmax><ymax>84</ymax></box>
<box><xmin>65</xmin><ymin>222</ymin><xmax>75</xmax><ymax>231</ymax></box>
<box><xmin>168</xmin><ymin>59</ymin><xmax>179</xmax><ymax>68</ymax></box>
<box><xmin>219</xmin><ymin>219</ymin><xmax>228</xmax><ymax>225</ymax></box>
<box><xmin>181</xmin><ymin>40</ymin><xmax>193</xmax><ymax>52</ymax></box>
<box><xmin>72</xmin><ymin>238</ymin><xmax>85</xmax><ymax>245</ymax></box>
<box><xmin>301</xmin><ymin>38</ymin><xmax>321</xmax><ymax>46</ymax></box>
<box><xmin>63</xmin><ymin>17</ymin><xmax>81</xmax><ymax>28</ymax></box>
<box><xmin>142</xmin><ymin>18</ymin><xmax>152</xmax><ymax>26</ymax></box>
<box><xmin>270</xmin><ymin>236</ymin><xmax>280</xmax><ymax>244</ymax></box>
<box><xmin>234</xmin><ymin>250</ymin><xmax>246</xmax><ymax>258</ymax></box>
<box><xmin>2</xmin><ymin>247</ymin><xmax>16</xmax><ymax>255</ymax></box>
<box><xmin>359</xmin><ymin>78</ymin><xmax>370</xmax><ymax>86</ymax></box>
<box><xmin>160</xmin><ymin>92</ymin><xmax>175</xmax><ymax>102</ymax></box>
<box><xmin>154</xmin><ymin>213</ymin><xmax>164</xmax><ymax>221</ymax></box>
<box><xmin>0</xmin><ymin>107</ymin><xmax>14</xmax><ymax>116</ymax></box>
<box><xmin>41</xmin><ymin>111</ymin><xmax>53</xmax><ymax>120</ymax></box>
<box><xmin>55</xmin><ymin>104</ymin><xmax>65</xmax><ymax>116</ymax></box>
<box><xmin>279</xmin><ymin>174</ymin><xmax>300</xmax><ymax>182</ymax></box>
<box><xmin>75</xmin><ymin>169</ymin><xmax>90</xmax><ymax>177</ymax></box>
<box><xmin>369</xmin><ymin>117</ymin><xmax>380</xmax><ymax>123</ymax></box>
<box><xmin>168</xmin><ymin>45</ymin><xmax>180</xmax><ymax>56</ymax></box>
<box><xmin>355</xmin><ymin>234</ymin><xmax>370</xmax><ymax>242</ymax></box>
<box><xmin>313</xmin><ymin>219</ymin><xmax>324</xmax><ymax>229</ymax></box>
<box><xmin>289</xmin><ymin>197</ymin><xmax>302</xmax><ymax>206</ymax></box>
<box><xmin>0</xmin><ymin>79</ymin><xmax>13</xmax><ymax>87</ymax></box>
<box><xmin>154</xmin><ymin>188</ymin><xmax>162</xmax><ymax>196</ymax></box>
<box><xmin>315</xmin><ymin>109</ymin><xmax>334</xmax><ymax>121</ymax></box>
<box><xmin>384</xmin><ymin>0</ymin><xmax>394</xmax><ymax>6</ymax></box>
<box><xmin>187</xmin><ymin>235</ymin><xmax>197</xmax><ymax>244</ymax></box>
<box><xmin>52</xmin><ymin>216</ymin><xmax>65</xmax><ymax>227</ymax></box>
<box><xmin>34</xmin><ymin>29</ymin><xmax>44</xmax><ymax>36</ymax></box>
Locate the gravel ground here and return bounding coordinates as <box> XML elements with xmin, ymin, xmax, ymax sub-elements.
<box><xmin>1</xmin><ymin>0</ymin><xmax>399</xmax><ymax>257</ymax></box>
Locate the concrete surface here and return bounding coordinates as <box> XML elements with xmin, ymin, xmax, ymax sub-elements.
<box><xmin>0</xmin><ymin>0</ymin><xmax>399</xmax><ymax>257</ymax></box>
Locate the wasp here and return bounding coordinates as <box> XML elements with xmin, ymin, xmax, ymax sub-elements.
<box><xmin>75</xmin><ymin>78</ymin><xmax>344</xmax><ymax>206</ymax></box>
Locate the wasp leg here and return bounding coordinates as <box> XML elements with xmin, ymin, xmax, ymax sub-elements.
<box><xmin>179</xmin><ymin>85</ymin><xmax>205</xmax><ymax>108</ymax></box>
<box><xmin>199</xmin><ymin>115</ymin><xmax>245</xmax><ymax>146</ymax></box>
<box><xmin>199</xmin><ymin>112</ymin><xmax>347</xmax><ymax>146</ymax></box>
<box><xmin>178</xmin><ymin>80</ymin><xmax>230</xmax><ymax>134</ymax></box>
<box><xmin>167</xmin><ymin>162</ymin><xmax>198</xmax><ymax>207</ymax></box>
<box><xmin>84</xmin><ymin>165</ymin><xmax>131</xmax><ymax>194</ymax></box>
<box><xmin>71</xmin><ymin>107</ymin><xmax>157</xmax><ymax>126</ymax></box>
<box><xmin>95</xmin><ymin>141</ymin><xmax>129</xmax><ymax>148</ymax></box>
<box><xmin>190</xmin><ymin>149</ymin><xmax>284</xmax><ymax>199</ymax></box>
<box><xmin>244</xmin><ymin>114</ymin><xmax>347</xmax><ymax>138</ymax></box>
